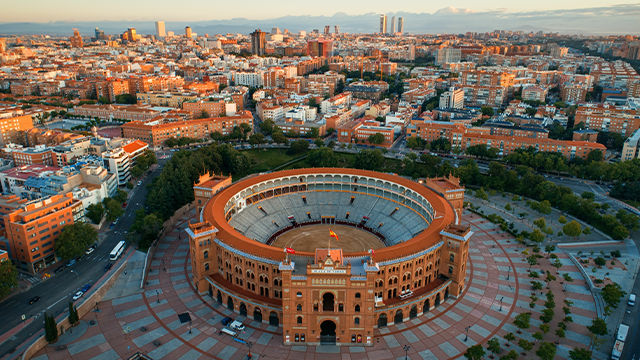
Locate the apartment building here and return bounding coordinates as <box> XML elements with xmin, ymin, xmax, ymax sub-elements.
<box><xmin>561</xmin><ymin>83</ymin><xmax>589</xmax><ymax>103</ymax></box>
<box><xmin>70</xmin><ymin>104</ymin><xmax>160</xmax><ymax>122</ymax></box>
<box><xmin>3</xmin><ymin>193</ymin><xmax>84</xmax><ymax>274</ymax></box>
<box><xmin>136</xmin><ymin>91</ymin><xmax>198</xmax><ymax>107</ymax></box>
<box><xmin>321</xmin><ymin>93</ymin><xmax>352</xmax><ymax>114</ymax></box>
<box><xmin>590</xmin><ymin>61</ymin><xmax>639</xmax><ymax>88</ymax></box>
<box><xmin>102</xmin><ymin>148</ymin><xmax>131</xmax><ymax>186</ymax></box>
<box><xmin>572</xmin><ymin>129</ymin><xmax>599</xmax><ymax>143</ymax></box>
<box><xmin>575</xmin><ymin>103</ymin><xmax>640</xmax><ymax>136</ymax></box>
<box><xmin>183</xmin><ymin>98</ymin><xmax>237</xmax><ymax>118</ymax></box>
<box><xmin>480</xmin><ymin>122</ymin><xmax>549</xmax><ymax>139</ymax></box>
<box><xmin>0</xmin><ymin>112</ymin><xmax>35</xmax><ymax>147</ymax></box>
<box><xmin>460</xmin><ymin>70</ymin><xmax>515</xmax><ymax>87</ymax></box>
<box><xmin>120</xmin><ymin>111</ymin><xmax>254</xmax><ymax>147</ymax></box>
<box><xmin>439</xmin><ymin>87</ymin><xmax>464</xmax><ymax>109</ymax></box>
<box><xmin>522</xmin><ymin>86</ymin><xmax>548</xmax><ymax>102</ymax></box>
<box><xmin>0</xmin><ymin>165</ymin><xmax>59</xmax><ymax>196</ymax></box>
<box><xmin>621</xmin><ymin>129</ymin><xmax>640</xmax><ymax>162</ymax></box>
<box><xmin>6</xmin><ymin>145</ymin><xmax>58</xmax><ymax>167</ymax></box>
<box><xmin>121</xmin><ymin>140</ymin><xmax>149</xmax><ymax>165</ymax></box>
<box><xmin>337</xmin><ymin>119</ymin><xmax>394</xmax><ymax>147</ymax></box>
<box><xmin>461</xmin><ymin>85</ymin><xmax>506</xmax><ymax>108</ymax></box>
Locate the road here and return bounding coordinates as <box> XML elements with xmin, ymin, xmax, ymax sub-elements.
<box><xmin>0</xmin><ymin>155</ymin><xmax>168</xmax><ymax>358</ymax></box>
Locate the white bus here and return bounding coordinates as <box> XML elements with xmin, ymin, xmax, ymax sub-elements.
<box><xmin>109</xmin><ymin>241</ymin><xmax>127</xmax><ymax>261</ymax></box>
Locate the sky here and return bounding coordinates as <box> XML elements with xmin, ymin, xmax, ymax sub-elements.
<box><xmin>1</xmin><ymin>0</ymin><xmax>638</xmax><ymax>22</ymax></box>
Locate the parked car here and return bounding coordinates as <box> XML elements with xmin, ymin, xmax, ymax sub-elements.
<box><xmin>221</xmin><ymin>317</ymin><xmax>233</xmax><ymax>326</ymax></box>
<box><xmin>72</xmin><ymin>291</ymin><xmax>84</xmax><ymax>301</ymax></box>
<box><xmin>104</xmin><ymin>263</ymin><xmax>113</xmax><ymax>272</ymax></box>
<box><xmin>122</xmin><ymin>202</ymin><xmax>127</xmax><ymax>208</ymax></box>
<box><xmin>29</xmin><ymin>296</ymin><xmax>41</xmax><ymax>305</ymax></box>
<box><xmin>137</xmin><ymin>181</ymin><xmax>142</xmax><ymax>186</ymax></box>
<box><xmin>109</xmin><ymin>222</ymin><xmax>115</xmax><ymax>229</ymax></box>
<box><xmin>85</xmin><ymin>247</ymin><xmax>94</xmax><ymax>255</ymax></box>
<box><xmin>229</xmin><ymin>320</ymin><xmax>245</xmax><ymax>331</ymax></box>
<box><xmin>54</xmin><ymin>266</ymin><xmax>65</xmax><ymax>274</ymax></box>
<box><xmin>66</xmin><ymin>259</ymin><xmax>76</xmax><ymax>267</ymax></box>
<box><xmin>81</xmin><ymin>284</ymin><xmax>92</xmax><ymax>292</ymax></box>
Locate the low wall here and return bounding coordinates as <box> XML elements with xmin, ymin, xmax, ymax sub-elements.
<box><xmin>21</xmin><ymin>259</ymin><xmax>127</xmax><ymax>360</ymax></box>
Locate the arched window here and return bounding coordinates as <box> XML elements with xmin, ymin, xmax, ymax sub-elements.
<box><xmin>297</xmin><ymin>316</ymin><xmax>302</xmax><ymax>324</ymax></box>
<box><xmin>394</xmin><ymin>278</ymin><xmax>398</xmax><ymax>284</ymax></box>
<box><xmin>297</xmin><ymin>291</ymin><xmax>302</xmax><ymax>297</ymax></box>
<box><xmin>203</xmin><ymin>250</ymin><xmax>208</xmax><ymax>259</ymax></box>
<box><xmin>388</xmin><ymin>278</ymin><xmax>393</xmax><ymax>285</ymax></box>
<box><xmin>355</xmin><ymin>292</ymin><xmax>361</xmax><ymax>299</ymax></box>
<box><xmin>448</xmin><ymin>266</ymin><xmax>453</xmax><ymax>274</ymax></box>
<box><xmin>204</xmin><ymin>263</ymin><xmax>209</xmax><ymax>271</ymax></box>
<box><xmin>354</xmin><ymin>317</ymin><xmax>360</xmax><ymax>325</ymax></box>
<box><xmin>297</xmin><ymin>304</ymin><xmax>302</xmax><ymax>311</ymax></box>
<box><xmin>450</xmin><ymin>253</ymin><xmax>455</xmax><ymax>262</ymax></box>
<box><xmin>355</xmin><ymin>304</ymin><xmax>360</xmax><ymax>312</ymax></box>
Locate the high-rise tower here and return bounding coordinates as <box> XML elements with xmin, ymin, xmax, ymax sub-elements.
<box><xmin>251</xmin><ymin>29</ymin><xmax>267</xmax><ymax>55</ymax></box>
<box><xmin>379</xmin><ymin>14</ymin><xmax>387</xmax><ymax>34</ymax></box>
<box><xmin>398</xmin><ymin>17</ymin><xmax>404</xmax><ymax>34</ymax></box>
<box><xmin>155</xmin><ymin>21</ymin><xmax>166</xmax><ymax>38</ymax></box>
<box><xmin>391</xmin><ymin>16</ymin><xmax>396</xmax><ymax>34</ymax></box>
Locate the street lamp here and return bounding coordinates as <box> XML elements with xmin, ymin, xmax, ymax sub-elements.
<box><xmin>246</xmin><ymin>341</ymin><xmax>253</xmax><ymax>359</ymax></box>
<box><xmin>156</xmin><ymin>290</ymin><xmax>160</xmax><ymax>304</ymax></box>
<box><xmin>499</xmin><ymin>297</ymin><xmax>504</xmax><ymax>312</ymax></box>
<box><xmin>464</xmin><ymin>326</ymin><xmax>470</xmax><ymax>341</ymax></box>
<box><xmin>403</xmin><ymin>345</ymin><xmax>410</xmax><ymax>360</ymax></box>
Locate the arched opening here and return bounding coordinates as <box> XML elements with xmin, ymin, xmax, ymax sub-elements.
<box><xmin>227</xmin><ymin>296</ymin><xmax>234</xmax><ymax>311</ymax></box>
<box><xmin>253</xmin><ymin>307</ymin><xmax>262</xmax><ymax>322</ymax></box>
<box><xmin>424</xmin><ymin>299</ymin><xmax>430</xmax><ymax>312</ymax></box>
<box><xmin>435</xmin><ymin>293</ymin><xmax>441</xmax><ymax>306</ymax></box>
<box><xmin>394</xmin><ymin>309</ymin><xmax>403</xmax><ymax>323</ymax></box>
<box><xmin>320</xmin><ymin>320</ymin><xmax>336</xmax><ymax>344</ymax></box>
<box><xmin>269</xmin><ymin>311</ymin><xmax>279</xmax><ymax>326</ymax></box>
<box><xmin>378</xmin><ymin>313</ymin><xmax>388</xmax><ymax>327</ymax></box>
<box><xmin>208</xmin><ymin>284</ymin><xmax>213</xmax><ymax>298</ymax></box>
<box><xmin>409</xmin><ymin>305</ymin><xmax>418</xmax><ymax>319</ymax></box>
<box><xmin>239</xmin><ymin>302</ymin><xmax>247</xmax><ymax>316</ymax></box>
<box><xmin>216</xmin><ymin>290</ymin><xmax>222</xmax><ymax>304</ymax></box>
<box><xmin>322</xmin><ymin>292</ymin><xmax>335</xmax><ymax>312</ymax></box>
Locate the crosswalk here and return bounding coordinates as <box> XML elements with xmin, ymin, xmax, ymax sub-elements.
<box><xmin>82</xmin><ymin>254</ymin><xmax>110</xmax><ymax>262</ymax></box>
<box><xmin>21</xmin><ymin>275</ymin><xmax>41</xmax><ymax>285</ymax></box>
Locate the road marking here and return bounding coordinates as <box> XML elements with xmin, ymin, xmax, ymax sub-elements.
<box><xmin>47</xmin><ymin>296</ymin><xmax>67</xmax><ymax>310</ymax></box>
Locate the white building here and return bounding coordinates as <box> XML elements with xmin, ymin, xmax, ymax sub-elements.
<box><xmin>102</xmin><ymin>148</ymin><xmax>131</xmax><ymax>186</ymax></box>
<box><xmin>234</xmin><ymin>71</ymin><xmax>264</xmax><ymax>87</ymax></box>
<box><xmin>439</xmin><ymin>87</ymin><xmax>464</xmax><ymax>109</ymax></box>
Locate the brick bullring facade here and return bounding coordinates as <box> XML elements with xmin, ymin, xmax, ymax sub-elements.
<box><xmin>187</xmin><ymin>168</ymin><xmax>471</xmax><ymax>347</ymax></box>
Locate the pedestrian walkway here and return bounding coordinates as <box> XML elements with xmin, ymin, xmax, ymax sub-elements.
<box><xmin>28</xmin><ymin>209</ymin><xmax>605</xmax><ymax>360</ymax></box>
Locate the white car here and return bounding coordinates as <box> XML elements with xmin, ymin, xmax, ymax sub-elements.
<box><xmin>137</xmin><ymin>181</ymin><xmax>142</xmax><ymax>186</ymax></box>
<box><xmin>229</xmin><ymin>320</ymin><xmax>245</xmax><ymax>331</ymax></box>
<box><xmin>85</xmin><ymin>247</ymin><xmax>94</xmax><ymax>255</ymax></box>
<box><xmin>72</xmin><ymin>291</ymin><xmax>84</xmax><ymax>301</ymax></box>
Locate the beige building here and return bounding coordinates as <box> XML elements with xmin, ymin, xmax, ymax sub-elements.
<box><xmin>136</xmin><ymin>91</ymin><xmax>198</xmax><ymax>108</ymax></box>
<box><xmin>621</xmin><ymin>128</ymin><xmax>640</xmax><ymax>162</ymax></box>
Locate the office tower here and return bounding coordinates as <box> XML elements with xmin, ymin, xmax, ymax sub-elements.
<box><xmin>185</xmin><ymin>26</ymin><xmax>192</xmax><ymax>39</ymax></box>
<box><xmin>94</xmin><ymin>28</ymin><xmax>106</xmax><ymax>41</ymax></box>
<box><xmin>70</xmin><ymin>28</ymin><xmax>83</xmax><ymax>47</ymax></box>
<box><xmin>391</xmin><ymin>16</ymin><xmax>396</xmax><ymax>34</ymax></box>
<box><xmin>126</xmin><ymin>28</ymin><xmax>137</xmax><ymax>42</ymax></box>
<box><xmin>379</xmin><ymin>14</ymin><xmax>387</xmax><ymax>34</ymax></box>
<box><xmin>307</xmin><ymin>38</ymin><xmax>333</xmax><ymax>57</ymax></box>
<box><xmin>334</xmin><ymin>25</ymin><xmax>340</xmax><ymax>34</ymax></box>
<box><xmin>0</xmin><ymin>38</ymin><xmax>5</xmax><ymax>53</ymax></box>
<box><xmin>324</xmin><ymin>26</ymin><xmax>330</xmax><ymax>36</ymax></box>
<box><xmin>398</xmin><ymin>17</ymin><xmax>404</xmax><ymax>34</ymax></box>
<box><xmin>250</xmin><ymin>29</ymin><xmax>266</xmax><ymax>55</ymax></box>
<box><xmin>155</xmin><ymin>21</ymin><xmax>166</xmax><ymax>38</ymax></box>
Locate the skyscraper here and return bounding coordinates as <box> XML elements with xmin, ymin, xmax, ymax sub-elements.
<box><xmin>334</xmin><ymin>25</ymin><xmax>340</xmax><ymax>34</ymax></box>
<box><xmin>94</xmin><ymin>28</ymin><xmax>106</xmax><ymax>41</ymax></box>
<box><xmin>251</xmin><ymin>29</ymin><xmax>266</xmax><ymax>56</ymax></box>
<box><xmin>391</xmin><ymin>16</ymin><xmax>396</xmax><ymax>34</ymax></box>
<box><xmin>398</xmin><ymin>17</ymin><xmax>404</xmax><ymax>34</ymax></box>
<box><xmin>379</xmin><ymin>14</ymin><xmax>387</xmax><ymax>34</ymax></box>
<box><xmin>324</xmin><ymin>26</ymin><xmax>330</xmax><ymax>36</ymax></box>
<box><xmin>155</xmin><ymin>21</ymin><xmax>166</xmax><ymax>38</ymax></box>
<box><xmin>185</xmin><ymin>26</ymin><xmax>192</xmax><ymax>39</ymax></box>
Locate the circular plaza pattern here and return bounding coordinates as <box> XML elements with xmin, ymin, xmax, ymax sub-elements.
<box><xmin>30</xmin><ymin>207</ymin><xmax>600</xmax><ymax>360</ymax></box>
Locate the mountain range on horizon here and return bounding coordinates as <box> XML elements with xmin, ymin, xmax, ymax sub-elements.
<box><xmin>1</xmin><ymin>6</ymin><xmax>639</xmax><ymax>37</ymax></box>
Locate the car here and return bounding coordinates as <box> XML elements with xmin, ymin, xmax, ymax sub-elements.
<box><xmin>66</xmin><ymin>259</ymin><xmax>76</xmax><ymax>267</ymax></box>
<box><xmin>629</xmin><ymin>294</ymin><xmax>636</xmax><ymax>306</ymax></box>
<box><xmin>221</xmin><ymin>317</ymin><xmax>233</xmax><ymax>326</ymax></box>
<box><xmin>54</xmin><ymin>266</ymin><xmax>65</xmax><ymax>274</ymax></box>
<box><xmin>85</xmin><ymin>247</ymin><xmax>94</xmax><ymax>255</ymax></box>
<box><xmin>72</xmin><ymin>291</ymin><xmax>84</xmax><ymax>301</ymax></box>
<box><xmin>29</xmin><ymin>296</ymin><xmax>41</xmax><ymax>305</ymax></box>
<box><xmin>104</xmin><ymin>263</ymin><xmax>113</xmax><ymax>272</ymax></box>
<box><xmin>91</xmin><ymin>244</ymin><xmax>97</xmax><ymax>249</ymax></box>
<box><xmin>81</xmin><ymin>284</ymin><xmax>92</xmax><ymax>292</ymax></box>
<box><xmin>113</xmin><ymin>218</ymin><xmax>118</xmax><ymax>225</ymax></box>
<box><xmin>109</xmin><ymin>222</ymin><xmax>115</xmax><ymax>229</ymax></box>
<box><xmin>122</xmin><ymin>202</ymin><xmax>127</xmax><ymax>208</ymax></box>
<box><xmin>229</xmin><ymin>320</ymin><xmax>245</xmax><ymax>331</ymax></box>
<box><xmin>137</xmin><ymin>181</ymin><xmax>142</xmax><ymax>186</ymax></box>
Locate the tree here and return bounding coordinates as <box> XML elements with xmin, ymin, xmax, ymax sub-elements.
<box><xmin>582</xmin><ymin>227</ymin><xmax>592</xmax><ymax>238</ymax></box>
<box><xmin>104</xmin><ymin>198</ymin><xmax>124</xmax><ymax>222</ymax></box>
<box><xmin>289</xmin><ymin>140</ymin><xmax>309</xmax><ymax>154</ymax></box>
<box><xmin>260</xmin><ymin>119</ymin><xmax>275</xmax><ymax>134</ymax></box>
<box><xmin>98</xmin><ymin>96</ymin><xmax>110</xmax><ymax>104</ymax></box>
<box><xmin>114</xmin><ymin>189</ymin><xmax>128</xmax><ymax>204</ymax></box>
<box><xmin>229</xmin><ymin>152</ymin><xmax>252</xmax><ymax>175</ymax></box>
<box><xmin>486</xmin><ymin>337</ymin><xmax>501</xmax><ymax>357</ymax></box>
<box><xmin>336</xmin><ymin>79</ymin><xmax>345</xmax><ymax>93</ymax></box>
<box><xmin>552</xmin><ymin>259</ymin><xmax>563</xmax><ymax>271</ymax></box>
<box><xmin>563</xmin><ymin>221</ymin><xmax>582</xmax><ymax>240</ymax></box>
<box><xmin>540</xmin><ymin>308</ymin><xmax>554</xmax><ymax>323</ymax></box>
<box><xmin>555</xmin><ymin>327</ymin><xmax>566</xmax><ymax>343</ymax></box>
<box><xmin>586</xmin><ymin>149</ymin><xmax>603</xmax><ymax>163</ymax></box>
<box><xmin>314</xmin><ymin>139</ymin><xmax>324</xmax><ymax>147</ymax></box>
<box><xmin>499</xmin><ymin>350</ymin><xmax>519</xmax><ymax>360</ymax></box>
<box><xmin>481</xmin><ymin>106</ymin><xmax>494</xmax><ymax>117</ymax></box>
<box><xmin>518</xmin><ymin>338</ymin><xmax>533</xmax><ymax>352</ymax></box>
<box><xmin>529</xmin><ymin>229</ymin><xmax>545</xmax><ymax>244</ymax></box>
<box><xmin>504</xmin><ymin>332</ymin><xmax>516</xmax><ymax>345</ymax></box>
<box><xmin>272</xmin><ymin>131</ymin><xmax>287</xmax><ymax>145</ymax></box>
<box><xmin>0</xmin><ymin>260</ymin><xmax>18</xmax><ymax>298</ymax></box>
<box><xmin>532</xmin><ymin>331</ymin><xmax>543</xmax><ymax>342</ymax></box>
<box><xmin>569</xmin><ymin>348</ymin><xmax>592</xmax><ymax>360</ymax></box>
<box><xmin>475</xmin><ymin>188</ymin><xmax>489</xmax><ymax>202</ymax></box>
<box><xmin>587</xmin><ymin>317</ymin><xmax>608</xmax><ymax>338</ymax></box>
<box><xmin>407</xmin><ymin>137</ymin><xmax>426</xmax><ymax>149</ymax></box>
<box><xmin>540</xmin><ymin>323</ymin><xmax>550</xmax><ymax>334</ymax></box>
<box><xmin>307</xmin><ymin>147</ymin><xmax>338</xmax><ymax>168</ymax></box>
<box><xmin>353</xmin><ymin>149</ymin><xmax>384</xmax><ymax>171</ymax></box>
<box><xmin>368</xmin><ymin>132</ymin><xmax>385</xmax><ymax>145</ymax></box>
<box><xmin>130</xmin><ymin>165</ymin><xmax>144</xmax><ymax>178</ymax></box>
<box><xmin>505</xmin><ymin>203</ymin><xmax>512</xmax><ymax>211</ymax></box>
<box><xmin>531</xmin><ymin>281</ymin><xmax>543</xmax><ymax>291</ymax></box>
<box><xmin>526</xmin><ymin>255</ymin><xmax>538</xmax><ymax>269</ymax></box>
<box><xmin>536</xmin><ymin>342</ymin><xmax>557</xmax><ymax>360</ymax></box>
<box><xmin>44</xmin><ymin>312</ymin><xmax>58</xmax><ymax>343</ymax></box>
<box><xmin>533</xmin><ymin>218</ymin><xmax>547</xmax><ymax>230</ymax></box>
<box><xmin>616</xmin><ymin>209</ymin><xmax>640</xmax><ymax>231</ymax></box>
<box><xmin>544</xmin><ymin>245</ymin><xmax>555</xmax><ymax>258</ymax></box>
<box><xmin>115</xmin><ymin>94</ymin><xmax>137</xmax><ymax>104</ymax></box>
<box><xmin>594</xmin><ymin>257</ymin><xmax>606</xmax><ymax>266</ymax></box>
<box><xmin>533</xmin><ymin>200</ymin><xmax>552</xmax><ymax>215</ymax></box>
<box><xmin>68</xmin><ymin>301</ymin><xmax>79</xmax><ymax>325</ymax></box>
<box><xmin>85</xmin><ymin>203</ymin><xmax>105</xmax><ymax>224</ymax></box>
<box><xmin>513</xmin><ymin>312</ymin><xmax>531</xmax><ymax>333</ymax></box>
<box><xmin>430</xmin><ymin>138</ymin><xmax>451</xmax><ymax>153</ymax></box>
<box><xmin>558</xmin><ymin>215</ymin><xmax>567</xmax><ymax>224</ymax></box>
<box><xmin>54</xmin><ymin>222</ymin><xmax>99</xmax><ymax>260</ymax></box>
<box><xmin>249</xmin><ymin>133</ymin><xmax>265</xmax><ymax>147</ymax></box>
<box><xmin>601</xmin><ymin>283</ymin><xmax>626</xmax><ymax>311</ymax></box>
<box><xmin>464</xmin><ymin>344</ymin><xmax>486</xmax><ymax>360</ymax></box>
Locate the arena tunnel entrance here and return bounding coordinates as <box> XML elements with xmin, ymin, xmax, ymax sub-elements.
<box><xmin>269</xmin><ymin>311</ymin><xmax>279</xmax><ymax>326</ymax></box>
<box><xmin>240</xmin><ymin>303</ymin><xmax>247</xmax><ymax>316</ymax></box>
<box><xmin>320</xmin><ymin>320</ymin><xmax>336</xmax><ymax>344</ymax></box>
<box><xmin>378</xmin><ymin>313</ymin><xmax>387</xmax><ymax>327</ymax></box>
<box><xmin>254</xmin><ymin>307</ymin><xmax>262</xmax><ymax>322</ymax></box>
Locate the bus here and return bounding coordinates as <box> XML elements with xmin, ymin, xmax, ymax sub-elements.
<box><xmin>109</xmin><ymin>241</ymin><xmax>127</xmax><ymax>261</ymax></box>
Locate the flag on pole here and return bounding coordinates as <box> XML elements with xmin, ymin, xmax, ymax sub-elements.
<box><xmin>329</xmin><ymin>229</ymin><xmax>339</xmax><ymax>241</ymax></box>
<box><xmin>369</xmin><ymin>248</ymin><xmax>375</xmax><ymax>257</ymax></box>
<box><xmin>284</xmin><ymin>247</ymin><xmax>296</xmax><ymax>254</ymax></box>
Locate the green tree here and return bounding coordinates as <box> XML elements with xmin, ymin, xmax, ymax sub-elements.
<box><xmin>582</xmin><ymin>227</ymin><xmax>592</xmax><ymax>238</ymax></box>
<box><xmin>536</xmin><ymin>342</ymin><xmax>557</xmax><ymax>360</ymax></box>
<box><xmin>307</xmin><ymin>147</ymin><xmax>338</xmax><ymax>167</ymax></box>
<box><xmin>98</xmin><ymin>96</ymin><xmax>110</xmax><ymax>104</ymax></box>
<box><xmin>314</xmin><ymin>139</ymin><xmax>324</xmax><ymax>147</ymax></box>
<box><xmin>601</xmin><ymin>283</ymin><xmax>626</xmax><ymax>311</ymax></box>
<box><xmin>527</xmin><ymin>255</ymin><xmax>539</xmax><ymax>269</ymax></box>
<box><xmin>499</xmin><ymin>349</ymin><xmax>519</xmax><ymax>360</ymax></box>
<box><xmin>594</xmin><ymin>257</ymin><xmax>606</xmax><ymax>266</ymax></box>
<box><xmin>586</xmin><ymin>149</ymin><xmax>603</xmax><ymax>163</ymax></box>
<box><xmin>249</xmin><ymin>133</ymin><xmax>265</xmax><ymax>147</ymax></box>
<box><xmin>44</xmin><ymin>312</ymin><xmax>58</xmax><ymax>343</ymax></box>
<box><xmin>612</xmin><ymin>225</ymin><xmax>630</xmax><ymax>240</ymax></box>
<box><xmin>486</xmin><ymin>337</ymin><xmax>501</xmax><ymax>357</ymax></box>
<box><xmin>68</xmin><ymin>301</ymin><xmax>79</xmax><ymax>325</ymax></box>
<box><xmin>0</xmin><ymin>260</ymin><xmax>18</xmax><ymax>298</ymax></box>
<box><xmin>475</xmin><ymin>188</ymin><xmax>489</xmax><ymax>202</ymax></box>
<box><xmin>563</xmin><ymin>221</ymin><xmax>582</xmax><ymax>240</ymax></box>
<box><xmin>558</xmin><ymin>215</ymin><xmax>567</xmax><ymax>224</ymax></box>
<box><xmin>532</xmin><ymin>331</ymin><xmax>543</xmax><ymax>342</ymax></box>
<box><xmin>210</xmin><ymin>131</ymin><xmax>224</xmax><ymax>141</ymax></box>
<box><xmin>616</xmin><ymin>209</ymin><xmax>640</xmax><ymax>231</ymax></box>
<box><xmin>464</xmin><ymin>344</ymin><xmax>486</xmax><ymax>360</ymax></box>
<box><xmin>289</xmin><ymin>140</ymin><xmax>309</xmax><ymax>154</ymax></box>
<box><xmin>368</xmin><ymin>132</ymin><xmax>385</xmax><ymax>145</ymax></box>
<box><xmin>529</xmin><ymin>229</ymin><xmax>545</xmax><ymax>244</ymax></box>
<box><xmin>260</xmin><ymin>119</ymin><xmax>275</xmax><ymax>134</ymax></box>
<box><xmin>518</xmin><ymin>338</ymin><xmax>533</xmax><ymax>352</ymax></box>
<box><xmin>272</xmin><ymin>131</ymin><xmax>287</xmax><ymax>145</ymax></box>
<box><xmin>407</xmin><ymin>137</ymin><xmax>426</xmax><ymax>149</ymax></box>
<box><xmin>198</xmin><ymin>109</ymin><xmax>210</xmax><ymax>119</ymax></box>
<box><xmin>353</xmin><ymin>149</ymin><xmax>384</xmax><ymax>171</ymax></box>
<box><xmin>505</xmin><ymin>203</ymin><xmax>512</xmax><ymax>211</ymax></box>
<box><xmin>569</xmin><ymin>348</ymin><xmax>592</xmax><ymax>360</ymax></box>
<box><xmin>114</xmin><ymin>189</ymin><xmax>128</xmax><ymax>204</ymax></box>
<box><xmin>229</xmin><ymin>152</ymin><xmax>252</xmax><ymax>175</ymax></box>
<box><xmin>544</xmin><ymin>245</ymin><xmax>555</xmax><ymax>258</ymax></box>
<box><xmin>534</xmin><ymin>218</ymin><xmax>547</xmax><ymax>230</ymax></box>
<box><xmin>531</xmin><ymin>281</ymin><xmax>543</xmax><ymax>291</ymax></box>
<box><xmin>587</xmin><ymin>317</ymin><xmax>608</xmax><ymax>338</ymax></box>
<box><xmin>104</xmin><ymin>198</ymin><xmax>124</xmax><ymax>222</ymax></box>
<box><xmin>85</xmin><ymin>203</ymin><xmax>105</xmax><ymax>224</ymax></box>
<box><xmin>54</xmin><ymin>222</ymin><xmax>99</xmax><ymax>260</ymax></box>
<box><xmin>555</xmin><ymin>327</ymin><xmax>566</xmax><ymax>343</ymax></box>
<box><xmin>429</xmin><ymin>138</ymin><xmax>451</xmax><ymax>153</ymax></box>
<box><xmin>503</xmin><ymin>332</ymin><xmax>516</xmax><ymax>345</ymax></box>
<box><xmin>540</xmin><ymin>308</ymin><xmax>555</xmax><ymax>323</ymax></box>
<box><xmin>481</xmin><ymin>106</ymin><xmax>494</xmax><ymax>117</ymax></box>
<box><xmin>513</xmin><ymin>312</ymin><xmax>531</xmax><ymax>332</ymax></box>
<box><xmin>115</xmin><ymin>94</ymin><xmax>137</xmax><ymax>104</ymax></box>
<box><xmin>130</xmin><ymin>165</ymin><xmax>144</xmax><ymax>178</ymax></box>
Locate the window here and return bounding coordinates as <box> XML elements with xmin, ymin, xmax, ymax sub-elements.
<box><xmin>297</xmin><ymin>304</ymin><xmax>302</xmax><ymax>311</ymax></box>
<box><xmin>297</xmin><ymin>291</ymin><xmax>302</xmax><ymax>297</ymax></box>
<box><xmin>204</xmin><ymin>250</ymin><xmax>209</xmax><ymax>259</ymax></box>
<box><xmin>204</xmin><ymin>263</ymin><xmax>210</xmax><ymax>270</ymax></box>
<box><xmin>449</xmin><ymin>253</ymin><xmax>454</xmax><ymax>262</ymax></box>
<box><xmin>297</xmin><ymin>316</ymin><xmax>302</xmax><ymax>324</ymax></box>
<box><xmin>448</xmin><ymin>266</ymin><xmax>453</xmax><ymax>274</ymax></box>
<box><xmin>355</xmin><ymin>304</ymin><xmax>360</xmax><ymax>312</ymax></box>
<box><xmin>355</xmin><ymin>292</ymin><xmax>361</xmax><ymax>299</ymax></box>
<box><xmin>354</xmin><ymin>317</ymin><xmax>360</xmax><ymax>325</ymax></box>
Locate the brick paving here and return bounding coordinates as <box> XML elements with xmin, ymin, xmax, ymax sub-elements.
<box><xmin>30</xmin><ymin>209</ymin><xmax>604</xmax><ymax>360</ymax></box>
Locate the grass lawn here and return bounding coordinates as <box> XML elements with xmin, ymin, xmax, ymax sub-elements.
<box><xmin>244</xmin><ymin>148</ymin><xmax>308</xmax><ymax>173</ymax></box>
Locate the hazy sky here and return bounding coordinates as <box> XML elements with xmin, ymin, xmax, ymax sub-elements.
<box><xmin>1</xmin><ymin>0</ymin><xmax>638</xmax><ymax>22</ymax></box>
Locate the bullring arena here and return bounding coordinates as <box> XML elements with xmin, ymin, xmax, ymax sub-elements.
<box><xmin>188</xmin><ymin>168</ymin><xmax>470</xmax><ymax>347</ymax></box>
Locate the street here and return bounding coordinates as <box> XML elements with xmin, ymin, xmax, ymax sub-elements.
<box><xmin>0</xmin><ymin>154</ymin><xmax>168</xmax><ymax>358</ymax></box>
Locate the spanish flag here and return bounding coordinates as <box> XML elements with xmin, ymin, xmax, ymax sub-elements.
<box><xmin>329</xmin><ymin>229</ymin><xmax>339</xmax><ymax>241</ymax></box>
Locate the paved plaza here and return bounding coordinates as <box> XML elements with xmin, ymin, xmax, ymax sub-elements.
<box><xmin>29</xmin><ymin>209</ymin><xmax>604</xmax><ymax>360</ymax></box>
